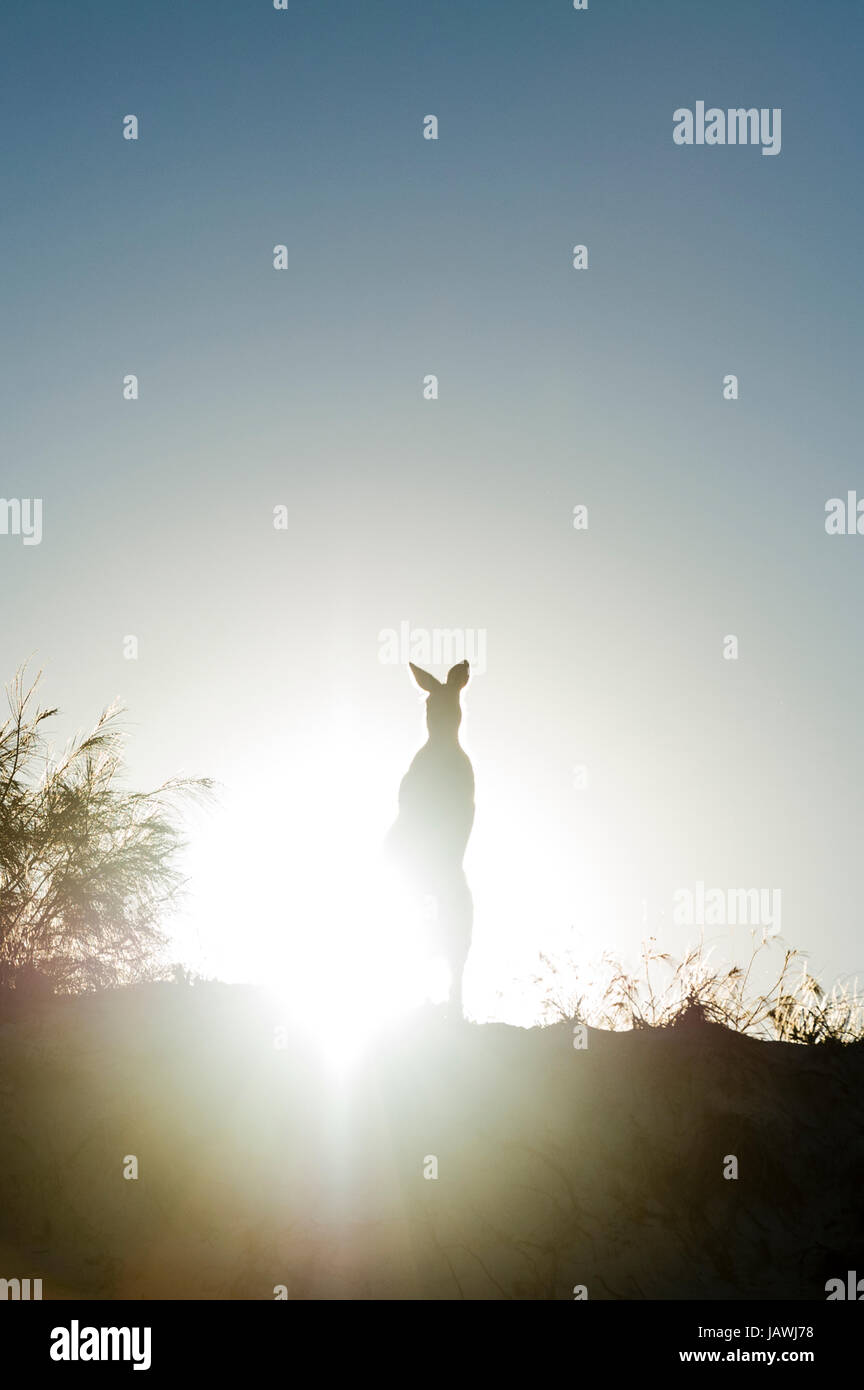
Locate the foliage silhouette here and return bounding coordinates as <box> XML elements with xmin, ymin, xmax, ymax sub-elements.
<box><xmin>0</xmin><ymin>666</ymin><xmax>213</xmax><ymax>992</ymax></box>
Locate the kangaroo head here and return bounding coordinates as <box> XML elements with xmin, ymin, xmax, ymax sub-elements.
<box><xmin>409</xmin><ymin>660</ymin><xmax>470</xmax><ymax>739</ymax></box>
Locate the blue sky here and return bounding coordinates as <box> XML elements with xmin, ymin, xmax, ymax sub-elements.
<box><xmin>2</xmin><ymin>1</ymin><xmax>863</xmax><ymax>1018</ymax></box>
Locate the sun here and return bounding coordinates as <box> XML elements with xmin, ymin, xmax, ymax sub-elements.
<box><xmin>169</xmin><ymin>701</ymin><xmax>612</xmax><ymax>1052</ymax></box>
<box><xmin>261</xmin><ymin>860</ymin><xmax>451</xmax><ymax>1074</ymax></box>
<box><xmin>172</xmin><ymin>716</ymin><xmax>461</xmax><ymax>1072</ymax></box>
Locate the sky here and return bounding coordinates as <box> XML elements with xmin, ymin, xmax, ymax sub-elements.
<box><xmin>2</xmin><ymin>0</ymin><xmax>863</xmax><ymax>1026</ymax></box>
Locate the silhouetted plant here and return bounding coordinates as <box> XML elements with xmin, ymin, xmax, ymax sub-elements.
<box><xmin>535</xmin><ymin>934</ymin><xmax>864</xmax><ymax>1044</ymax></box>
<box><xmin>0</xmin><ymin>666</ymin><xmax>213</xmax><ymax>992</ymax></box>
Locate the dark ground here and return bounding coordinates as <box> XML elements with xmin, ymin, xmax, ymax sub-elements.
<box><xmin>0</xmin><ymin>980</ymin><xmax>861</xmax><ymax>1299</ymax></box>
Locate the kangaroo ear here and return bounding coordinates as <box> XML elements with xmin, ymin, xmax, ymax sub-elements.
<box><xmin>446</xmin><ymin>660</ymin><xmax>470</xmax><ymax>690</ymax></box>
<box><xmin>409</xmin><ymin>663</ymin><xmax>441</xmax><ymax>693</ymax></box>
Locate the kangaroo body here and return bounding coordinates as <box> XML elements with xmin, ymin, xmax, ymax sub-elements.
<box><xmin>386</xmin><ymin>660</ymin><xmax>474</xmax><ymax>1018</ymax></box>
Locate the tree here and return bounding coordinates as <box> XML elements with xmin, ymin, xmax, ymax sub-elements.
<box><xmin>0</xmin><ymin>667</ymin><xmax>213</xmax><ymax>992</ymax></box>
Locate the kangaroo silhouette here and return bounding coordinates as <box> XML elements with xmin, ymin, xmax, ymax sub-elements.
<box><xmin>386</xmin><ymin>660</ymin><xmax>474</xmax><ymax>1018</ymax></box>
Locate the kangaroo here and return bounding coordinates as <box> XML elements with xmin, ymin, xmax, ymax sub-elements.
<box><xmin>386</xmin><ymin>660</ymin><xmax>474</xmax><ymax>1018</ymax></box>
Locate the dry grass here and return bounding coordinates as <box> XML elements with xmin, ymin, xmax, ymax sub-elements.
<box><xmin>535</xmin><ymin>934</ymin><xmax>864</xmax><ymax>1045</ymax></box>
